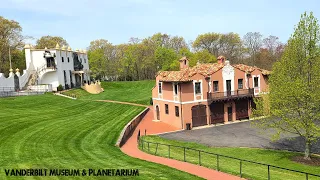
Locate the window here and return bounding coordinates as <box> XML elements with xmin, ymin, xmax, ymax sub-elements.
<box><xmin>254</xmin><ymin>77</ymin><xmax>259</xmax><ymax>87</ymax></box>
<box><xmin>158</xmin><ymin>82</ymin><xmax>162</xmax><ymax>94</ymax></box>
<box><xmin>184</xmin><ymin>60</ymin><xmax>186</xmax><ymax>65</ymax></box>
<box><xmin>69</xmin><ymin>70</ymin><xmax>72</xmax><ymax>85</ymax></box>
<box><xmin>63</xmin><ymin>71</ymin><xmax>67</xmax><ymax>84</ymax></box>
<box><xmin>84</xmin><ymin>59</ymin><xmax>87</xmax><ymax>63</ymax></box>
<box><xmin>213</xmin><ymin>81</ymin><xmax>219</xmax><ymax>92</ymax></box>
<box><xmin>195</xmin><ymin>82</ymin><xmax>201</xmax><ymax>94</ymax></box>
<box><xmin>165</xmin><ymin>104</ymin><xmax>169</xmax><ymax>114</ymax></box>
<box><xmin>68</xmin><ymin>57</ymin><xmax>70</xmax><ymax>63</ymax></box>
<box><xmin>175</xmin><ymin>106</ymin><xmax>179</xmax><ymax>117</ymax></box>
<box><xmin>62</xmin><ymin>57</ymin><xmax>64</xmax><ymax>62</ymax></box>
<box><xmin>238</xmin><ymin>79</ymin><xmax>243</xmax><ymax>89</ymax></box>
<box><xmin>174</xmin><ymin>84</ymin><xmax>178</xmax><ymax>95</ymax></box>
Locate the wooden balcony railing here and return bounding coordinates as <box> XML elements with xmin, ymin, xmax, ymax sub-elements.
<box><xmin>207</xmin><ymin>88</ymin><xmax>254</xmax><ymax>102</ymax></box>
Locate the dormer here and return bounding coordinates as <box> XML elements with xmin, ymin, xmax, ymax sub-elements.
<box><xmin>179</xmin><ymin>56</ymin><xmax>189</xmax><ymax>70</ymax></box>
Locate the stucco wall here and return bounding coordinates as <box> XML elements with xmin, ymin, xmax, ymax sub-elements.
<box><xmin>153</xmin><ymin>99</ymin><xmax>182</xmax><ymax>129</ymax></box>
<box><xmin>41</xmin><ymin>71</ymin><xmax>59</xmax><ymax>91</ymax></box>
<box><xmin>0</xmin><ymin>73</ymin><xmax>14</xmax><ymax>88</ymax></box>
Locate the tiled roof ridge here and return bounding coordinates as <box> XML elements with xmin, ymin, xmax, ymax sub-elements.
<box><xmin>232</xmin><ymin>63</ymin><xmax>271</xmax><ymax>75</ymax></box>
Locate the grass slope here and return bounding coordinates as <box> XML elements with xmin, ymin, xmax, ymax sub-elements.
<box><xmin>141</xmin><ymin>136</ymin><xmax>320</xmax><ymax>180</ymax></box>
<box><xmin>0</xmin><ymin>95</ymin><xmax>201</xmax><ymax>179</ymax></box>
<box><xmin>63</xmin><ymin>81</ymin><xmax>155</xmax><ymax>105</ymax></box>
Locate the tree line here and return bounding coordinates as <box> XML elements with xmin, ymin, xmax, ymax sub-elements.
<box><xmin>0</xmin><ymin>15</ymin><xmax>284</xmax><ymax>79</ymax></box>
<box><xmin>88</xmin><ymin>32</ymin><xmax>284</xmax><ymax>81</ymax></box>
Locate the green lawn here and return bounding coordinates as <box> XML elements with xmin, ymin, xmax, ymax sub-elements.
<box><xmin>63</xmin><ymin>80</ymin><xmax>155</xmax><ymax>105</ymax></box>
<box><xmin>0</xmin><ymin>95</ymin><xmax>201</xmax><ymax>179</ymax></box>
<box><xmin>140</xmin><ymin>136</ymin><xmax>320</xmax><ymax>180</ymax></box>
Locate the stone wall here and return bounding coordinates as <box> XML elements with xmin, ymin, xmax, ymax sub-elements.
<box><xmin>116</xmin><ymin>108</ymin><xmax>150</xmax><ymax>147</ymax></box>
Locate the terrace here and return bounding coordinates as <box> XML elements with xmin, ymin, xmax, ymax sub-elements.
<box><xmin>207</xmin><ymin>88</ymin><xmax>254</xmax><ymax>103</ymax></box>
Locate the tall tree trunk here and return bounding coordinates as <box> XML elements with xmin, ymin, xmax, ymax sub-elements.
<box><xmin>304</xmin><ymin>139</ymin><xmax>311</xmax><ymax>160</ymax></box>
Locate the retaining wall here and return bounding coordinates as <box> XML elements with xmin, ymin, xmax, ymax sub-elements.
<box><xmin>116</xmin><ymin>107</ymin><xmax>150</xmax><ymax>147</ymax></box>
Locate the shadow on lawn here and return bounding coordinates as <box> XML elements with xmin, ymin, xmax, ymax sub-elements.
<box><xmin>264</xmin><ymin>136</ymin><xmax>320</xmax><ymax>154</ymax></box>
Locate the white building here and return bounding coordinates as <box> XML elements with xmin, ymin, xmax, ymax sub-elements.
<box><xmin>22</xmin><ymin>43</ymin><xmax>90</xmax><ymax>91</ymax></box>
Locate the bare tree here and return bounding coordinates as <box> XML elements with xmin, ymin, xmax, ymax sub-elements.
<box><xmin>243</xmin><ymin>32</ymin><xmax>263</xmax><ymax>66</ymax></box>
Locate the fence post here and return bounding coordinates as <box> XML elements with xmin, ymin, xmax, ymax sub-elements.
<box><xmin>217</xmin><ymin>155</ymin><xmax>219</xmax><ymax>171</ymax></box>
<box><xmin>145</xmin><ymin>129</ymin><xmax>146</xmax><ymax>136</ymax></box>
<box><xmin>240</xmin><ymin>160</ymin><xmax>242</xmax><ymax>178</ymax></box>
<box><xmin>268</xmin><ymin>165</ymin><xmax>270</xmax><ymax>180</ymax></box>
<box><xmin>184</xmin><ymin>147</ymin><xmax>186</xmax><ymax>162</ymax></box>
<box><xmin>168</xmin><ymin>145</ymin><xmax>170</xmax><ymax>158</ymax></box>
<box><xmin>155</xmin><ymin>143</ymin><xmax>158</xmax><ymax>155</ymax></box>
<box><xmin>199</xmin><ymin>150</ymin><xmax>201</xmax><ymax>166</ymax></box>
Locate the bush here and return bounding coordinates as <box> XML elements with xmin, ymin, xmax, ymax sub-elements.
<box><xmin>57</xmin><ymin>84</ymin><xmax>63</xmax><ymax>91</ymax></box>
<box><xmin>150</xmin><ymin>97</ymin><xmax>153</xmax><ymax>105</ymax></box>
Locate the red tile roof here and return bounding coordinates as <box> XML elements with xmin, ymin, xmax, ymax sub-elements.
<box><xmin>157</xmin><ymin>62</ymin><xmax>270</xmax><ymax>82</ymax></box>
<box><xmin>232</xmin><ymin>64</ymin><xmax>271</xmax><ymax>75</ymax></box>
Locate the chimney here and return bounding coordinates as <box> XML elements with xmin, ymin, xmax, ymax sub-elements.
<box><xmin>217</xmin><ymin>56</ymin><xmax>226</xmax><ymax>64</ymax></box>
<box><xmin>179</xmin><ymin>56</ymin><xmax>189</xmax><ymax>70</ymax></box>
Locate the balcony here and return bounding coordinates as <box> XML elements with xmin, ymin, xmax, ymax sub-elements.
<box><xmin>207</xmin><ymin>88</ymin><xmax>254</xmax><ymax>103</ymax></box>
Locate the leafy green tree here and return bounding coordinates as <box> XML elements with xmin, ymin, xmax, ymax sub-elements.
<box><xmin>155</xmin><ymin>47</ymin><xmax>178</xmax><ymax>71</ymax></box>
<box><xmin>191</xmin><ymin>50</ymin><xmax>216</xmax><ymax>66</ymax></box>
<box><xmin>0</xmin><ymin>16</ymin><xmax>26</xmax><ymax>75</ymax></box>
<box><xmin>192</xmin><ymin>33</ymin><xmax>221</xmax><ymax>56</ymax></box>
<box><xmin>253</xmin><ymin>12</ymin><xmax>320</xmax><ymax>160</ymax></box>
<box><xmin>35</xmin><ymin>36</ymin><xmax>68</xmax><ymax>49</ymax></box>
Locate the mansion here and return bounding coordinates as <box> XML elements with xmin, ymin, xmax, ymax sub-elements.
<box><xmin>152</xmin><ymin>56</ymin><xmax>270</xmax><ymax>129</ymax></box>
<box><xmin>0</xmin><ymin>44</ymin><xmax>90</xmax><ymax>92</ymax></box>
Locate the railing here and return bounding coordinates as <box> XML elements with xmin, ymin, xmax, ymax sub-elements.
<box><xmin>0</xmin><ymin>87</ymin><xmax>15</xmax><ymax>92</ymax></box>
<box><xmin>208</xmin><ymin>88</ymin><xmax>254</xmax><ymax>101</ymax></box>
<box><xmin>0</xmin><ymin>91</ymin><xmax>45</xmax><ymax>98</ymax></box>
<box><xmin>138</xmin><ymin>137</ymin><xmax>320</xmax><ymax>180</ymax></box>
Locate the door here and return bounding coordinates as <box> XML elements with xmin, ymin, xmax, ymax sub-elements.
<box><xmin>226</xmin><ymin>80</ymin><xmax>231</xmax><ymax>96</ymax></box>
<box><xmin>228</xmin><ymin>107</ymin><xmax>232</xmax><ymax>121</ymax></box>
<box><xmin>210</xmin><ymin>102</ymin><xmax>224</xmax><ymax>124</ymax></box>
<box><xmin>156</xmin><ymin>106</ymin><xmax>160</xmax><ymax>120</ymax></box>
<box><xmin>14</xmin><ymin>74</ymin><xmax>19</xmax><ymax>91</ymax></box>
<box><xmin>192</xmin><ymin>105</ymin><xmax>207</xmax><ymax>127</ymax></box>
<box><xmin>236</xmin><ymin>99</ymin><xmax>249</xmax><ymax>120</ymax></box>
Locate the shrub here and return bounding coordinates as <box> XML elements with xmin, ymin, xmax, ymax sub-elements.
<box><xmin>57</xmin><ymin>84</ymin><xmax>63</xmax><ymax>91</ymax></box>
<box><xmin>150</xmin><ymin>97</ymin><xmax>153</xmax><ymax>105</ymax></box>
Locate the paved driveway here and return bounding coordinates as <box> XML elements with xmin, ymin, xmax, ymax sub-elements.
<box><xmin>160</xmin><ymin>121</ymin><xmax>320</xmax><ymax>154</ymax></box>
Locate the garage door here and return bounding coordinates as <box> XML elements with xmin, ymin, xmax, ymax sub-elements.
<box><xmin>210</xmin><ymin>102</ymin><xmax>225</xmax><ymax>124</ymax></box>
<box><xmin>192</xmin><ymin>105</ymin><xmax>208</xmax><ymax>127</ymax></box>
<box><xmin>236</xmin><ymin>99</ymin><xmax>249</xmax><ymax>119</ymax></box>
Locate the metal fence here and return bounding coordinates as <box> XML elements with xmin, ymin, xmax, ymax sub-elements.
<box><xmin>0</xmin><ymin>86</ymin><xmax>49</xmax><ymax>98</ymax></box>
<box><xmin>0</xmin><ymin>87</ymin><xmax>15</xmax><ymax>92</ymax></box>
<box><xmin>0</xmin><ymin>91</ymin><xmax>45</xmax><ymax>97</ymax></box>
<box><xmin>138</xmin><ymin>137</ymin><xmax>320</xmax><ymax>180</ymax></box>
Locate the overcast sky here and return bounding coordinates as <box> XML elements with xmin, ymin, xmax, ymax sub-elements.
<box><xmin>1</xmin><ymin>0</ymin><xmax>320</xmax><ymax>49</ymax></box>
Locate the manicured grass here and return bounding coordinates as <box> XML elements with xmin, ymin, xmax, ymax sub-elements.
<box><xmin>140</xmin><ymin>136</ymin><xmax>320</xmax><ymax>180</ymax></box>
<box><xmin>63</xmin><ymin>80</ymin><xmax>155</xmax><ymax>105</ymax></box>
<box><xmin>0</xmin><ymin>95</ymin><xmax>201</xmax><ymax>179</ymax></box>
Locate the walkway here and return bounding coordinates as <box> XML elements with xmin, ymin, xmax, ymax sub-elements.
<box><xmin>121</xmin><ymin>106</ymin><xmax>242</xmax><ymax>180</ymax></box>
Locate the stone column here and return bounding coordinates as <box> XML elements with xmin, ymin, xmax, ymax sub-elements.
<box><xmin>248</xmin><ymin>99</ymin><xmax>252</xmax><ymax>117</ymax></box>
<box><xmin>232</xmin><ymin>101</ymin><xmax>236</xmax><ymax>121</ymax></box>
<box><xmin>224</xmin><ymin>103</ymin><xmax>228</xmax><ymax>124</ymax></box>
<box><xmin>9</xmin><ymin>69</ymin><xmax>14</xmax><ymax>77</ymax></box>
<box><xmin>206</xmin><ymin>103</ymin><xmax>211</xmax><ymax>125</ymax></box>
<box><xmin>15</xmin><ymin>68</ymin><xmax>20</xmax><ymax>76</ymax></box>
